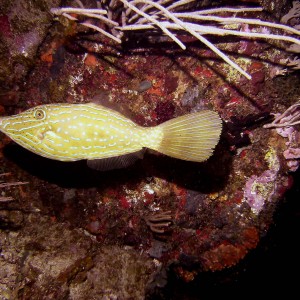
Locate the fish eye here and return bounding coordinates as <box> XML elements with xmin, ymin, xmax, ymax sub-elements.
<box><xmin>34</xmin><ymin>109</ymin><xmax>46</xmax><ymax>120</ymax></box>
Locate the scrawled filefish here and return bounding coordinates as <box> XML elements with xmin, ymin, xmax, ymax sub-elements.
<box><xmin>0</xmin><ymin>103</ymin><xmax>222</xmax><ymax>170</ymax></box>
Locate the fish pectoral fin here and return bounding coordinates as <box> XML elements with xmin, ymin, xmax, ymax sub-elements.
<box><xmin>36</xmin><ymin>128</ymin><xmax>53</xmax><ymax>141</ymax></box>
<box><xmin>87</xmin><ymin>149</ymin><xmax>146</xmax><ymax>171</ymax></box>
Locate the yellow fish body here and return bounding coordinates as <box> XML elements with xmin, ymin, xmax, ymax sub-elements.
<box><xmin>0</xmin><ymin>103</ymin><xmax>222</xmax><ymax>170</ymax></box>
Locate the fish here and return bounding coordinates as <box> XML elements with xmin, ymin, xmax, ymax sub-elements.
<box><xmin>0</xmin><ymin>103</ymin><xmax>222</xmax><ymax>171</ymax></box>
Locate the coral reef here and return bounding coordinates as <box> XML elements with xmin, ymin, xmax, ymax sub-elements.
<box><xmin>264</xmin><ymin>102</ymin><xmax>300</xmax><ymax>171</ymax></box>
<box><xmin>51</xmin><ymin>0</ymin><xmax>300</xmax><ymax>79</ymax></box>
<box><xmin>1</xmin><ymin>0</ymin><xmax>300</xmax><ymax>298</ymax></box>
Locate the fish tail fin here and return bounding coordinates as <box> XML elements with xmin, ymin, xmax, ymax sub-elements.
<box><xmin>151</xmin><ymin>110</ymin><xmax>222</xmax><ymax>162</ymax></box>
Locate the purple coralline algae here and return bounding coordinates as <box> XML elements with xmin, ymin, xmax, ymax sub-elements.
<box><xmin>264</xmin><ymin>102</ymin><xmax>300</xmax><ymax>172</ymax></box>
<box><xmin>244</xmin><ymin>170</ymin><xmax>277</xmax><ymax>214</ymax></box>
<box><xmin>280</xmin><ymin>126</ymin><xmax>300</xmax><ymax>172</ymax></box>
<box><xmin>243</xmin><ymin>148</ymin><xmax>280</xmax><ymax>214</ymax></box>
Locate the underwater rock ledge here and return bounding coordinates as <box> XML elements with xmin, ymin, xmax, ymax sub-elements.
<box><xmin>1</xmin><ymin>0</ymin><xmax>300</xmax><ymax>298</ymax></box>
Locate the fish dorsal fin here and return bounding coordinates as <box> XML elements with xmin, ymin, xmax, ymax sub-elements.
<box><xmin>87</xmin><ymin>150</ymin><xmax>145</xmax><ymax>171</ymax></box>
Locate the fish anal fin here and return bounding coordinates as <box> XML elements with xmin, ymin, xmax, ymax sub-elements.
<box><xmin>87</xmin><ymin>150</ymin><xmax>145</xmax><ymax>171</ymax></box>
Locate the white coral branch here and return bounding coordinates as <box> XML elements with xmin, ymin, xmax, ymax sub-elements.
<box><xmin>281</xmin><ymin>1</ymin><xmax>300</xmax><ymax>24</ymax></box>
<box><xmin>285</xmin><ymin>56</ymin><xmax>300</xmax><ymax>69</ymax></box>
<box><xmin>264</xmin><ymin>102</ymin><xmax>300</xmax><ymax>128</ymax></box>
<box><xmin>51</xmin><ymin>1</ymin><xmax>300</xmax><ymax>80</ymax></box>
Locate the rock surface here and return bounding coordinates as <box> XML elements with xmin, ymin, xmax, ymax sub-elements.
<box><xmin>1</xmin><ymin>0</ymin><xmax>300</xmax><ymax>298</ymax></box>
